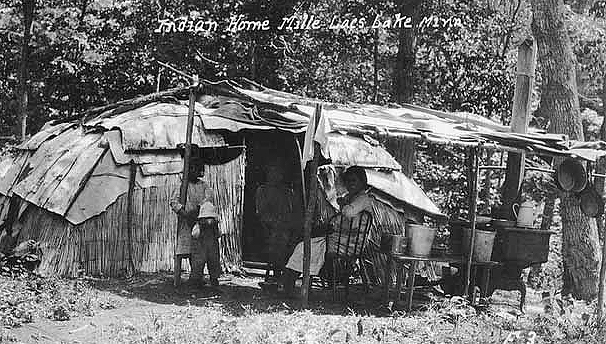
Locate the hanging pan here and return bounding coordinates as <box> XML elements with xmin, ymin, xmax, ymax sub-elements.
<box><xmin>579</xmin><ymin>183</ymin><xmax>604</xmax><ymax>218</ymax></box>
<box><xmin>556</xmin><ymin>158</ymin><xmax>587</xmax><ymax>192</ymax></box>
<box><xmin>177</xmin><ymin>144</ymin><xmax>246</xmax><ymax>165</ymax></box>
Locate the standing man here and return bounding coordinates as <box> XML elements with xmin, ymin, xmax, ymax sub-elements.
<box><xmin>170</xmin><ymin>160</ymin><xmax>215</xmax><ymax>287</ymax></box>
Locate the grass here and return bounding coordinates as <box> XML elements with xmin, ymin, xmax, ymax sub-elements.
<box><xmin>2</xmin><ymin>271</ymin><xmax>606</xmax><ymax>344</ymax></box>
<box><xmin>0</xmin><ymin>273</ymin><xmax>122</xmax><ymax>328</ymax></box>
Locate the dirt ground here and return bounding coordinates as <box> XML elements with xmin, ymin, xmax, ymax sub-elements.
<box><xmin>0</xmin><ymin>271</ymin><xmax>601</xmax><ymax>344</ymax></box>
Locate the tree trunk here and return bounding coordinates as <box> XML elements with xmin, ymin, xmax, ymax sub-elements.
<box><xmin>528</xmin><ymin>194</ymin><xmax>557</xmax><ymax>287</ymax></box>
<box><xmin>384</xmin><ymin>137</ymin><xmax>416</xmax><ymax>178</ymax></box>
<box><xmin>392</xmin><ymin>0</ymin><xmax>423</xmax><ymax>104</ymax></box>
<box><xmin>596</xmin><ymin>64</ymin><xmax>606</xmax><ymax>317</ymax></box>
<box><xmin>249</xmin><ymin>41</ymin><xmax>257</xmax><ymax>80</ymax></box>
<box><xmin>570</xmin><ymin>0</ymin><xmax>596</xmax><ymax>13</ymax></box>
<box><xmin>596</xmin><ymin>66</ymin><xmax>606</xmax><ymax>238</ymax></box>
<box><xmin>18</xmin><ymin>0</ymin><xmax>35</xmax><ymax>141</ymax></box>
<box><xmin>373</xmin><ymin>28</ymin><xmax>379</xmax><ymax>103</ymax></box>
<box><xmin>531</xmin><ymin>0</ymin><xmax>600</xmax><ymax>300</ymax></box>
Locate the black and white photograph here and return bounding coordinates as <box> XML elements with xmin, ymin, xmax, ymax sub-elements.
<box><xmin>1</xmin><ymin>0</ymin><xmax>606</xmax><ymax>342</ymax></box>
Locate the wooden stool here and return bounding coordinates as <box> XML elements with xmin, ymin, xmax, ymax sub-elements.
<box><xmin>174</xmin><ymin>253</ymin><xmax>190</xmax><ymax>287</ymax></box>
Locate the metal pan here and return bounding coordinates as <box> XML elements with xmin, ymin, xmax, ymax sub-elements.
<box><xmin>579</xmin><ymin>183</ymin><xmax>604</xmax><ymax>218</ymax></box>
<box><xmin>556</xmin><ymin>158</ymin><xmax>587</xmax><ymax>192</ymax></box>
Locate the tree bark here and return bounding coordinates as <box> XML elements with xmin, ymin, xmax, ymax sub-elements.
<box><xmin>596</xmin><ymin>64</ymin><xmax>606</xmax><ymax>317</ymax></box>
<box><xmin>596</xmin><ymin>64</ymin><xmax>606</xmax><ymax>235</ymax></box>
<box><xmin>249</xmin><ymin>40</ymin><xmax>257</xmax><ymax>80</ymax></box>
<box><xmin>392</xmin><ymin>0</ymin><xmax>423</xmax><ymax>104</ymax></box>
<box><xmin>528</xmin><ymin>192</ymin><xmax>557</xmax><ymax>287</ymax></box>
<box><xmin>531</xmin><ymin>0</ymin><xmax>600</xmax><ymax>300</ymax></box>
<box><xmin>373</xmin><ymin>28</ymin><xmax>379</xmax><ymax>103</ymax></box>
<box><xmin>18</xmin><ymin>0</ymin><xmax>35</xmax><ymax>141</ymax></box>
<box><xmin>384</xmin><ymin>137</ymin><xmax>416</xmax><ymax>178</ymax></box>
<box><xmin>570</xmin><ymin>0</ymin><xmax>596</xmax><ymax>13</ymax></box>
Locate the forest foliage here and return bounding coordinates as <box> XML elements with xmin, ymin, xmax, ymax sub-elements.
<box><xmin>0</xmin><ymin>0</ymin><xmax>604</xmax><ymax>216</ymax></box>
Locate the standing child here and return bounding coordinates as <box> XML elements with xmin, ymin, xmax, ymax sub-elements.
<box><xmin>170</xmin><ymin>162</ymin><xmax>214</xmax><ymax>287</ymax></box>
<box><xmin>192</xmin><ymin>201</ymin><xmax>222</xmax><ymax>286</ymax></box>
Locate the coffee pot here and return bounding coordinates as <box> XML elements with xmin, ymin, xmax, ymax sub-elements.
<box><xmin>513</xmin><ymin>200</ymin><xmax>536</xmax><ymax>228</ymax></box>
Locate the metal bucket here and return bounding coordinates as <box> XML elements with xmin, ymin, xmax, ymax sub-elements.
<box><xmin>406</xmin><ymin>224</ymin><xmax>437</xmax><ymax>257</ymax></box>
<box><xmin>463</xmin><ymin>228</ymin><xmax>496</xmax><ymax>262</ymax></box>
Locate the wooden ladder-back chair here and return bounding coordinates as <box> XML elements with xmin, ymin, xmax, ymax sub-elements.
<box><xmin>325</xmin><ymin>210</ymin><xmax>373</xmax><ymax>301</ymax></box>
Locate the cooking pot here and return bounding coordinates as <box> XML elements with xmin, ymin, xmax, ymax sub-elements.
<box><xmin>556</xmin><ymin>158</ymin><xmax>587</xmax><ymax>192</ymax></box>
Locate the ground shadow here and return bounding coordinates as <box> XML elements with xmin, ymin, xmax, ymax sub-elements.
<box><xmin>87</xmin><ymin>271</ymin><xmax>426</xmax><ymax>318</ymax></box>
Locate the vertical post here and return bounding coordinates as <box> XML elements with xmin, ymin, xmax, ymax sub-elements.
<box><xmin>500</xmin><ymin>38</ymin><xmax>537</xmax><ymax>217</ymax></box>
<box><xmin>463</xmin><ymin>146</ymin><xmax>481</xmax><ymax>297</ymax></box>
<box><xmin>301</xmin><ymin>104</ymin><xmax>322</xmax><ymax>307</ymax></box>
<box><xmin>156</xmin><ymin>67</ymin><xmax>162</xmax><ymax>93</ymax></box>
<box><xmin>480</xmin><ymin>149</ymin><xmax>493</xmax><ymax>214</ymax></box>
<box><xmin>126</xmin><ymin>160</ymin><xmax>137</xmax><ymax>277</ymax></box>
<box><xmin>174</xmin><ymin>76</ymin><xmax>199</xmax><ymax>287</ymax></box>
<box><xmin>180</xmin><ymin>78</ymin><xmax>198</xmax><ymax>205</ymax></box>
<box><xmin>599</xmin><ymin>211</ymin><xmax>606</xmax><ymax>317</ymax></box>
<box><xmin>294</xmin><ymin>137</ymin><xmax>307</xmax><ymax>208</ymax></box>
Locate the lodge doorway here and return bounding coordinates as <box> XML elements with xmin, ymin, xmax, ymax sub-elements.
<box><xmin>241</xmin><ymin>132</ymin><xmax>304</xmax><ymax>269</ymax></box>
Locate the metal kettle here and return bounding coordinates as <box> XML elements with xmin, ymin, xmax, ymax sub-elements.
<box><xmin>513</xmin><ymin>200</ymin><xmax>536</xmax><ymax>228</ymax></box>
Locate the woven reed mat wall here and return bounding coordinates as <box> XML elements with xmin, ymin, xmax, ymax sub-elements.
<box><xmin>205</xmin><ymin>152</ymin><xmax>245</xmax><ymax>272</ymax></box>
<box><xmin>18</xmin><ymin>153</ymin><xmax>246</xmax><ymax>277</ymax></box>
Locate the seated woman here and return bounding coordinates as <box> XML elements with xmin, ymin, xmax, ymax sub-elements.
<box><xmin>280</xmin><ymin>166</ymin><xmax>373</xmax><ymax>296</ymax></box>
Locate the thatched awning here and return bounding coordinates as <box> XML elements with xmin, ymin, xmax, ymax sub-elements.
<box><xmin>324</xmin><ymin>134</ymin><xmax>401</xmax><ymax>170</ymax></box>
<box><xmin>198</xmin><ymin>79</ymin><xmax>606</xmax><ymax>161</ymax></box>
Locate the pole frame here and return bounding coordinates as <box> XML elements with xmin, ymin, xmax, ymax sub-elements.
<box><xmin>174</xmin><ymin>76</ymin><xmax>199</xmax><ymax>287</ymax></box>
<box><xmin>126</xmin><ymin>160</ymin><xmax>137</xmax><ymax>277</ymax></box>
<box><xmin>301</xmin><ymin>103</ymin><xmax>322</xmax><ymax>307</ymax></box>
<box><xmin>463</xmin><ymin>145</ymin><xmax>481</xmax><ymax>297</ymax></box>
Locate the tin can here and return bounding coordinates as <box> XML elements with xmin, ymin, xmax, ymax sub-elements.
<box><xmin>391</xmin><ymin>235</ymin><xmax>409</xmax><ymax>255</ymax></box>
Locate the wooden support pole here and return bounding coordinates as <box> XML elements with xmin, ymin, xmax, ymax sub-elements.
<box><xmin>294</xmin><ymin>137</ymin><xmax>307</xmax><ymax>208</ymax></box>
<box><xmin>180</xmin><ymin>81</ymin><xmax>198</xmax><ymax>205</ymax></box>
<box><xmin>500</xmin><ymin>38</ymin><xmax>537</xmax><ymax>218</ymax></box>
<box><xmin>156</xmin><ymin>67</ymin><xmax>162</xmax><ymax>93</ymax></box>
<box><xmin>599</xmin><ymin>218</ymin><xmax>606</xmax><ymax>318</ymax></box>
<box><xmin>126</xmin><ymin>160</ymin><xmax>137</xmax><ymax>277</ymax></box>
<box><xmin>480</xmin><ymin>149</ymin><xmax>493</xmax><ymax>214</ymax></box>
<box><xmin>463</xmin><ymin>146</ymin><xmax>481</xmax><ymax>297</ymax></box>
<box><xmin>301</xmin><ymin>104</ymin><xmax>322</xmax><ymax>307</ymax></box>
<box><xmin>174</xmin><ymin>76</ymin><xmax>199</xmax><ymax>287</ymax></box>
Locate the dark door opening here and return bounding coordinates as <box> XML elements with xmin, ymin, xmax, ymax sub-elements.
<box><xmin>241</xmin><ymin>132</ymin><xmax>304</xmax><ymax>268</ymax></box>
